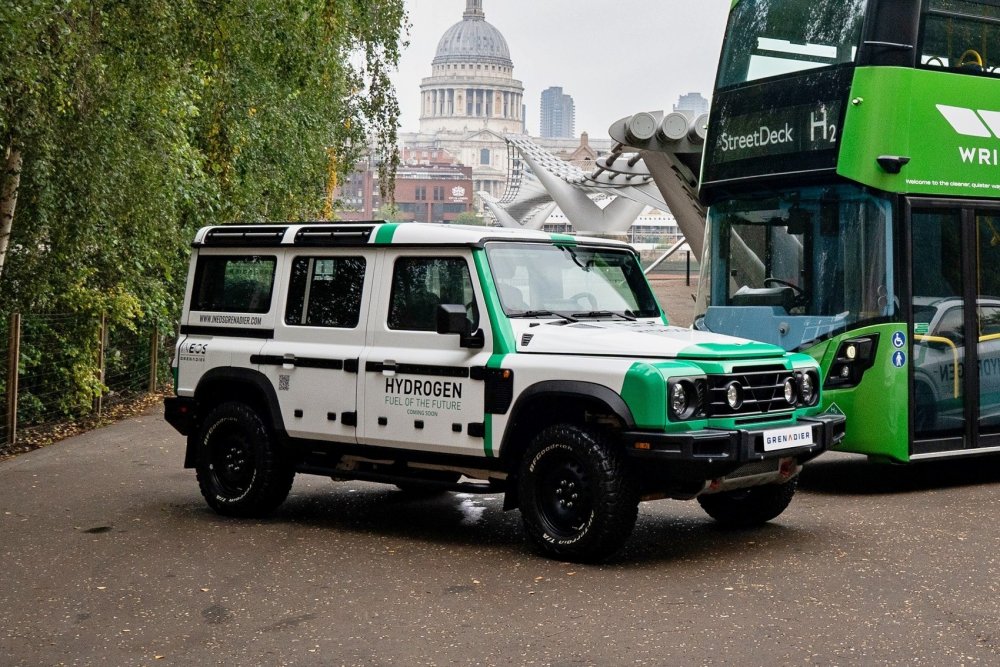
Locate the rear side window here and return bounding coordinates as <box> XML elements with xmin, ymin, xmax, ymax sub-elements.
<box><xmin>285</xmin><ymin>256</ymin><xmax>366</xmax><ymax>328</ymax></box>
<box><xmin>191</xmin><ymin>255</ymin><xmax>276</xmax><ymax>313</ymax></box>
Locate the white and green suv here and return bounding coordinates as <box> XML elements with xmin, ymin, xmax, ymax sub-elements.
<box><xmin>165</xmin><ymin>222</ymin><xmax>844</xmax><ymax>561</ymax></box>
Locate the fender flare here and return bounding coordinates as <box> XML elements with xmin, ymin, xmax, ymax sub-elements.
<box><xmin>184</xmin><ymin>368</ymin><xmax>286</xmax><ymax>467</ymax></box>
<box><xmin>498</xmin><ymin>380</ymin><xmax>636</xmax><ymax>464</ymax></box>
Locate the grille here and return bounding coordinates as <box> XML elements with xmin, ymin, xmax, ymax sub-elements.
<box><xmin>708</xmin><ymin>365</ymin><xmax>796</xmax><ymax>417</ymax></box>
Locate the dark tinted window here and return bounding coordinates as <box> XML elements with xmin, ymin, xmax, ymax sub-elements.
<box><xmin>922</xmin><ymin>1</ymin><xmax>1000</xmax><ymax>75</ymax></box>
<box><xmin>285</xmin><ymin>257</ymin><xmax>366</xmax><ymax>328</ymax></box>
<box><xmin>388</xmin><ymin>257</ymin><xmax>478</xmax><ymax>331</ymax></box>
<box><xmin>718</xmin><ymin>0</ymin><xmax>867</xmax><ymax>88</ymax></box>
<box><xmin>192</xmin><ymin>256</ymin><xmax>276</xmax><ymax>313</ymax></box>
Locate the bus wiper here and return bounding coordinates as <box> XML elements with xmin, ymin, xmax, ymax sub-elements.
<box><xmin>573</xmin><ymin>310</ymin><xmax>637</xmax><ymax>321</ymax></box>
<box><xmin>514</xmin><ymin>310</ymin><xmax>579</xmax><ymax>323</ymax></box>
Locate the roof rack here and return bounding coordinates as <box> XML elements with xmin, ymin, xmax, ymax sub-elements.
<box><xmin>294</xmin><ymin>225</ymin><xmax>376</xmax><ymax>246</ymax></box>
<box><xmin>203</xmin><ymin>226</ymin><xmax>288</xmax><ymax>247</ymax></box>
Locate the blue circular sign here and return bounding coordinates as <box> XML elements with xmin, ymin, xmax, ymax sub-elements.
<box><xmin>892</xmin><ymin>331</ymin><xmax>906</xmax><ymax>349</ymax></box>
<box><xmin>892</xmin><ymin>350</ymin><xmax>907</xmax><ymax>368</ymax></box>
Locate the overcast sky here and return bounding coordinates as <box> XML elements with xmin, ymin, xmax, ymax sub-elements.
<box><xmin>392</xmin><ymin>0</ymin><xmax>732</xmax><ymax>137</ymax></box>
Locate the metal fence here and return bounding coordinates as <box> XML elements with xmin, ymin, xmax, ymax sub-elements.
<box><xmin>1</xmin><ymin>312</ymin><xmax>171</xmax><ymax>450</ymax></box>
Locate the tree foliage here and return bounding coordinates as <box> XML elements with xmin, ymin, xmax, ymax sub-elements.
<box><xmin>0</xmin><ymin>0</ymin><xmax>406</xmax><ymax>417</ymax></box>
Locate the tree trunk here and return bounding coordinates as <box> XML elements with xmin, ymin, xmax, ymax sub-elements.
<box><xmin>0</xmin><ymin>141</ymin><xmax>23</xmax><ymax>281</ymax></box>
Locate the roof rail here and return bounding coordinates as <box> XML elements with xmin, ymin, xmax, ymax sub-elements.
<box><xmin>294</xmin><ymin>225</ymin><xmax>376</xmax><ymax>246</ymax></box>
<box><xmin>202</xmin><ymin>226</ymin><xmax>288</xmax><ymax>247</ymax></box>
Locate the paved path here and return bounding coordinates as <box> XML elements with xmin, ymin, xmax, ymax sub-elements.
<box><xmin>3</xmin><ymin>407</ymin><xmax>1000</xmax><ymax>665</ymax></box>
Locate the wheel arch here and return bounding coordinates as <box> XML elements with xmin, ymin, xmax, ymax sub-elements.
<box><xmin>184</xmin><ymin>368</ymin><xmax>286</xmax><ymax>468</ymax></box>
<box><xmin>498</xmin><ymin>380</ymin><xmax>636</xmax><ymax>473</ymax></box>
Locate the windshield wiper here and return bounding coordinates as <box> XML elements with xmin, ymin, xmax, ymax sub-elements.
<box><xmin>573</xmin><ymin>310</ymin><xmax>637</xmax><ymax>321</ymax></box>
<box><xmin>513</xmin><ymin>310</ymin><xmax>578</xmax><ymax>323</ymax></box>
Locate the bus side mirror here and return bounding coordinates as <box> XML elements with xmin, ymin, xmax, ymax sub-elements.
<box><xmin>436</xmin><ymin>304</ymin><xmax>484</xmax><ymax>349</ymax></box>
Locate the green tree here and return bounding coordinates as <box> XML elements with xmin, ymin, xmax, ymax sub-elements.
<box><xmin>0</xmin><ymin>0</ymin><xmax>407</xmax><ymax>417</ymax></box>
<box><xmin>455</xmin><ymin>211</ymin><xmax>487</xmax><ymax>226</ymax></box>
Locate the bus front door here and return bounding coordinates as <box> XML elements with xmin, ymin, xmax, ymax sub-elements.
<box><xmin>910</xmin><ymin>202</ymin><xmax>1000</xmax><ymax>457</ymax></box>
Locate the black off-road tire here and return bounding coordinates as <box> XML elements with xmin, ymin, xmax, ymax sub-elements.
<box><xmin>697</xmin><ymin>478</ymin><xmax>798</xmax><ymax>528</ymax></box>
<box><xmin>517</xmin><ymin>424</ymin><xmax>639</xmax><ymax>562</ymax></box>
<box><xmin>195</xmin><ymin>402</ymin><xmax>294</xmax><ymax>517</ymax></box>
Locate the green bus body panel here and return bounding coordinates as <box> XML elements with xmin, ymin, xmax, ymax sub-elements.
<box><xmin>805</xmin><ymin>323</ymin><xmax>910</xmax><ymax>462</ymax></box>
<box><xmin>840</xmin><ymin>67</ymin><xmax>1000</xmax><ymax>198</ymax></box>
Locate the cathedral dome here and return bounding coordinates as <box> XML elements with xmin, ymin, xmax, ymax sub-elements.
<box><xmin>433</xmin><ymin>0</ymin><xmax>513</xmax><ymax>68</ymax></box>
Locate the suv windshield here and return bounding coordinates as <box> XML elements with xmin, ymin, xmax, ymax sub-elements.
<box><xmin>717</xmin><ymin>0</ymin><xmax>868</xmax><ymax>88</ymax></box>
<box><xmin>486</xmin><ymin>243</ymin><xmax>660</xmax><ymax>319</ymax></box>
<box><xmin>697</xmin><ymin>185</ymin><xmax>894</xmax><ymax>349</ymax></box>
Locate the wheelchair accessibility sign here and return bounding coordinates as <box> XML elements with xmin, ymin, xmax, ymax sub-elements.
<box><xmin>892</xmin><ymin>331</ymin><xmax>906</xmax><ymax>349</ymax></box>
<box><xmin>892</xmin><ymin>350</ymin><xmax>906</xmax><ymax>368</ymax></box>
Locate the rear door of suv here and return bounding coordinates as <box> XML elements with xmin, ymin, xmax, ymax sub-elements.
<box><xmin>256</xmin><ymin>249</ymin><xmax>373</xmax><ymax>443</ymax></box>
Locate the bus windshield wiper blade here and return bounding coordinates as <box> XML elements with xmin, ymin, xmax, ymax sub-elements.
<box><xmin>514</xmin><ymin>310</ymin><xmax>579</xmax><ymax>323</ymax></box>
<box><xmin>574</xmin><ymin>310</ymin><xmax>637</xmax><ymax>321</ymax></box>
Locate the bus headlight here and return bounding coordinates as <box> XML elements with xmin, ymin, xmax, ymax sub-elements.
<box><xmin>825</xmin><ymin>335</ymin><xmax>880</xmax><ymax>390</ymax></box>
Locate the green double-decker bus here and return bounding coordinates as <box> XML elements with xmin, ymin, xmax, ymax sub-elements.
<box><xmin>697</xmin><ymin>0</ymin><xmax>1000</xmax><ymax>462</ymax></box>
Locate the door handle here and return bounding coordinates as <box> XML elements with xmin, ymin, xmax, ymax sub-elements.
<box><xmin>381</xmin><ymin>361</ymin><xmax>397</xmax><ymax>376</ymax></box>
<box><xmin>282</xmin><ymin>353</ymin><xmax>296</xmax><ymax>370</ymax></box>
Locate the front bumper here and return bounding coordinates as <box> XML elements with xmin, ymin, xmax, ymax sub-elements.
<box><xmin>620</xmin><ymin>414</ymin><xmax>845</xmax><ymax>470</ymax></box>
<box><xmin>164</xmin><ymin>396</ymin><xmax>197</xmax><ymax>436</ymax></box>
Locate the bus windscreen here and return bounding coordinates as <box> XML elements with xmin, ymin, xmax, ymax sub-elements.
<box><xmin>718</xmin><ymin>0</ymin><xmax>868</xmax><ymax>88</ymax></box>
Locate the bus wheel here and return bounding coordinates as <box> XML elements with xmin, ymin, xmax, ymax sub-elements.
<box><xmin>195</xmin><ymin>402</ymin><xmax>294</xmax><ymax>517</ymax></box>
<box><xmin>697</xmin><ymin>478</ymin><xmax>798</xmax><ymax>528</ymax></box>
<box><xmin>517</xmin><ymin>424</ymin><xmax>639</xmax><ymax>562</ymax></box>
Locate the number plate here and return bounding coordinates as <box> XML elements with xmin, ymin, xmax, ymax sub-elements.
<box><xmin>762</xmin><ymin>425</ymin><xmax>814</xmax><ymax>452</ymax></box>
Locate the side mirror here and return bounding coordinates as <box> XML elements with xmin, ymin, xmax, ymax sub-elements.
<box><xmin>436</xmin><ymin>304</ymin><xmax>484</xmax><ymax>349</ymax></box>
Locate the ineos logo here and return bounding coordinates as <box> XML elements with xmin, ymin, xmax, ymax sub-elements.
<box><xmin>185</xmin><ymin>342</ymin><xmax>208</xmax><ymax>355</ymax></box>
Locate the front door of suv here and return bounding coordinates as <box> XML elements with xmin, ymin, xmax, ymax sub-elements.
<box><xmin>359</xmin><ymin>250</ymin><xmax>492</xmax><ymax>457</ymax></box>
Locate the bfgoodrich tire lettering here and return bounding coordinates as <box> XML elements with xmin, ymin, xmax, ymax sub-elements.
<box><xmin>195</xmin><ymin>402</ymin><xmax>294</xmax><ymax>517</ymax></box>
<box><xmin>518</xmin><ymin>424</ymin><xmax>639</xmax><ymax>562</ymax></box>
<box><xmin>697</xmin><ymin>478</ymin><xmax>798</xmax><ymax>528</ymax></box>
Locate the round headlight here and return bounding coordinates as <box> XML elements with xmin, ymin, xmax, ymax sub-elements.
<box><xmin>800</xmin><ymin>372</ymin><xmax>816</xmax><ymax>405</ymax></box>
<box><xmin>725</xmin><ymin>382</ymin><xmax>743</xmax><ymax>410</ymax></box>
<box><xmin>670</xmin><ymin>382</ymin><xmax>689</xmax><ymax>417</ymax></box>
<box><xmin>846</xmin><ymin>344</ymin><xmax>858</xmax><ymax>360</ymax></box>
<box><xmin>783</xmin><ymin>378</ymin><xmax>797</xmax><ymax>405</ymax></box>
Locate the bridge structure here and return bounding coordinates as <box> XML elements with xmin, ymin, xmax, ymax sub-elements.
<box><xmin>481</xmin><ymin>111</ymin><xmax>710</xmax><ymax>262</ymax></box>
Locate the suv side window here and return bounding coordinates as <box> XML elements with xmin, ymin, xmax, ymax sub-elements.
<box><xmin>388</xmin><ymin>257</ymin><xmax>479</xmax><ymax>331</ymax></box>
<box><xmin>285</xmin><ymin>256</ymin><xmax>366</xmax><ymax>328</ymax></box>
<box><xmin>192</xmin><ymin>255</ymin><xmax>276</xmax><ymax>313</ymax></box>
